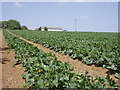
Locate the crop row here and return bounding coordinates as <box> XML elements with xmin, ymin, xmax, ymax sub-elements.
<box><xmin>3</xmin><ymin>30</ymin><xmax>119</xmax><ymax>88</ymax></box>
<box><xmin>10</xmin><ymin>30</ymin><xmax>120</xmax><ymax>72</ymax></box>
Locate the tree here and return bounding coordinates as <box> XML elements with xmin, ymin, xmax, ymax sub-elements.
<box><xmin>7</xmin><ymin>19</ymin><xmax>21</xmax><ymax>30</ymax></box>
<box><xmin>0</xmin><ymin>21</ymin><xmax>2</xmax><ymax>28</ymax></box>
<box><xmin>21</xmin><ymin>25</ymin><xmax>28</xmax><ymax>30</ymax></box>
<box><xmin>38</xmin><ymin>27</ymin><xmax>41</xmax><ymax>31</ymax></box>
<box><xmin>44</xmin><ymin>27</ymin><xmax>48</xmax><ymax>31</ymax></box>
<box><xmin>1</xmin><ymin>21</ymin><xmax>9</xmax><ymax>29</ymax></box>
<box><xmin>0</xmin><ymin>20</ymin><xmax>21</xmax><ymax>29</ymax></box>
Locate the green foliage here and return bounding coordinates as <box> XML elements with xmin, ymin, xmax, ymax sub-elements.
<box><xmin>3</xmin><ymin>30</ymin><xmax>119</xmax><ymax>89</ymax></box>
<box><xmin>0</xmin><ymin>21</ymin><xmax>2</xmax><ymax>28</ymax></box>
<box><xmin>11</xmin><ymin>30</ymin><xmax>120</xmax><ymax>72</ymax></box>
<box><xmin>0</xmin><ymin>19</ymin><xmax>21</xmax><ymax>30</ymax></box>
<box><xmin>115</xmin><ymin>73</ymin><xmax>120</xmax><ymax>80</ymax></box>
<box><xmin>21</xmin><ymin>25</ymin><xmax>28</xmax><ymax>30</ymax></box>
<box><xmin>38</xmin><ymin>27</ymin><xmax>41</xmax><ymax>31</ymax></box>
<box><xmin>1</xmin><ymin>21</ymin><xmax>9</xmax><ymax>29</ymax></box>
<box><xmin>8</xmin><ymin>19</ymin><xmax>21</xmax><ymax>30</ymax></box>
<box><xmin>44</xmin><ymin>27</ymin><xmax>48</xmax><ymax>31</ymax></box>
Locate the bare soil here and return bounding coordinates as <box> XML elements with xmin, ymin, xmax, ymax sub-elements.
<box><xmin>0</xmin><ymin>30</ymin><xmax>2</xmax><ymax>89</ymax></box>
<box><xmin>1</xmin><ymin>30</ymin><xmax>25</xmax><ymax>88</ymax></box>
<box><xmin>7</xmin><ymin>30</ymin><xmax>119</xmax><ymax>82</ymax></box>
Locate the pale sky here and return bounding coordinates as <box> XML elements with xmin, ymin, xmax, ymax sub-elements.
<box><xmin>1</xmin><ymin>1</ymin><xmax>118</xmax><ymax>32</ymax></box>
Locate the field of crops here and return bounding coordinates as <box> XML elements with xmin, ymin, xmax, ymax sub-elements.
<box><xmin>3</xmin><ymin>30</ymin><xmax>120</xmax><ymax>88</ymax></box>
<box><xmin>11</xmin><ymin>30</ymin><xmax>120</xmax><ymax>72</ymax></box>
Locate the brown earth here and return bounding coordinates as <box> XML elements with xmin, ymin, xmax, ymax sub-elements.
<box><xmin>0</xmin><ymin>30</ymin><xmax>2</xmax><ymax>89</ymax></box>
<box><xmin>1</xmin><ymin>30</ymin><xmax>26</xmax><ymax>88</ymax></box>
<box><xmin>7</xmin><ymin>30</ymin><xmax>119</xmax><ymax>82</ymax></box>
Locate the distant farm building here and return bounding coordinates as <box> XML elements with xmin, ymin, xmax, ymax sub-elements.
<box><xmin>28</xmin><ymin>28</ymin><xmax>35</xmax><ymax>30</ymax></box>
<box><xmin>38</xmin><ymin>27</ymin><xmax>64</xmax><ymax>31</ymax></box>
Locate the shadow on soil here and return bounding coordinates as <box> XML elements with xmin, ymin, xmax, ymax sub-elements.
<box><xmin>106</xmin><ymin>70</ymin><xmax>118</xmax><ymax>75</ymax></box>
<box><xmin>2</xmin><ymin>47</ymin><xmax>11</xmax><ymax>51</ymax></box>
<box><xmin>0</xmin><ymin>58</ymin><xmax>10</xmax><ymax>64</ymax></box>
<box><xmin>0</xmin><ymin>47</ymin><xmax>11</xmax><ymax>64</ymax></box>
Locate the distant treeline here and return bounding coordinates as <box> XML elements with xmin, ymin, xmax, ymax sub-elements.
<box><xmin>0</xmin><ymin>19</ymin><xmax>28</xmax><ymax>30</ymax></box>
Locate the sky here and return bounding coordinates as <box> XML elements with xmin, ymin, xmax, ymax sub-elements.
<box><xmin>1</xmin><ymin>1</ymin><xmax>118</xmax><ymax>32</ymax></box>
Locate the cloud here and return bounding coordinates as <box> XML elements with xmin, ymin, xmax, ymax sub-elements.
<box><xmin>14</xmin><ymin>2</ymin><xmax>24</xmax><ymax>7</ymax></box>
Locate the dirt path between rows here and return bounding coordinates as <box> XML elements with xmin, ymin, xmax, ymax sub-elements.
<box><xmin>1</xmin><ymin>30</ymin><xmax>25</xmax><ymax>88</ymax></box>
<box><xmin>7</xmin><ymin>30</ymin><xmax>119</xmax><ymax>82</ymax></box>
<box><xmin>0</xmin><ymin>30</ymin><xmax>2</xmax><ymax>89</ymax></box>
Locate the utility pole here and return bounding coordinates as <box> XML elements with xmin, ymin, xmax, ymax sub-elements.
<box><xmin>75</xmin><ymin>19</ymin><xmax>77</xmax><ymax>32</ymax></box>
